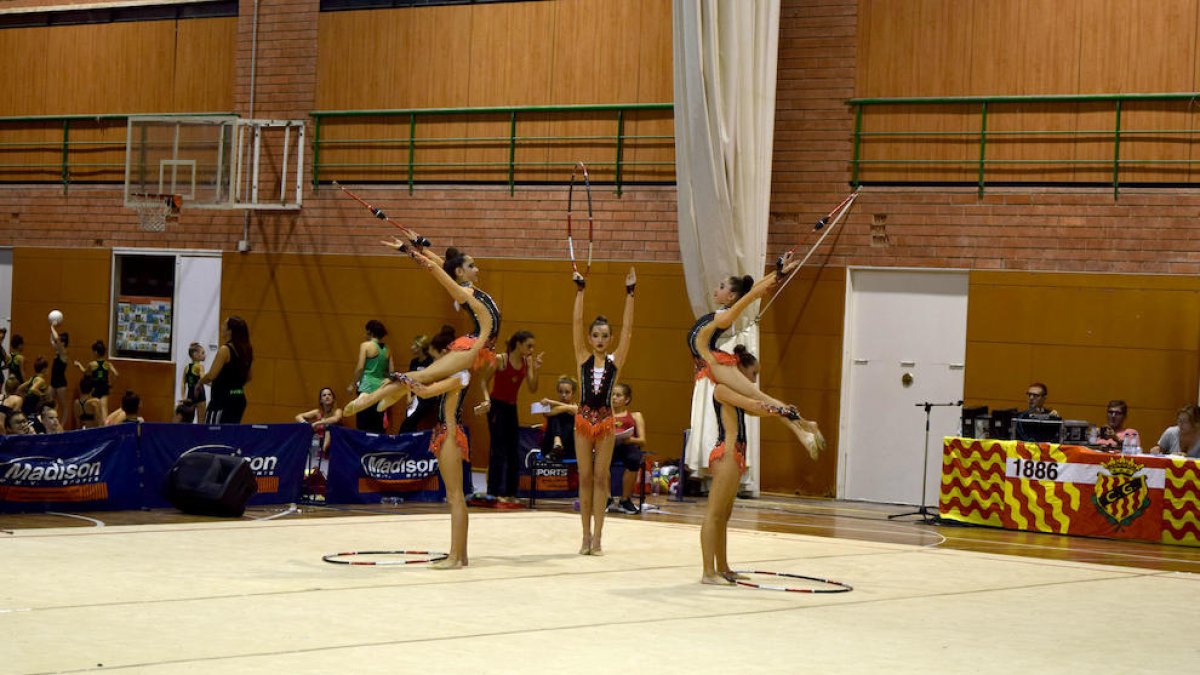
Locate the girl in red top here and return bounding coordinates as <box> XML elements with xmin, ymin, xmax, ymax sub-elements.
<box><xmin>296</xmin><ymin>387</ymin><xmax>343</xmax><ymax>495</ymax></box>
<box><xmin>479</xmin><ymin>330</ymin><xmax>543</xmax><ymax>502</ymax></box>
<box><xmin>572</xmin><ymin>267</ymin><xmax>636</xmax><ymax>555</ymax></box>
<box><xmin>296</xmin><ymin>387</ymin><xmax>344</xmax><ymax>455</ymax></box>
<box><xmin>610</xmin><ymin>382</ymin><xmax>647</xmax><ymax>515</ymax></box>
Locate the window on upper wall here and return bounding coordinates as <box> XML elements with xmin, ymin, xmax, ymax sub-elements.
<box><xmin>0</xmin><ymin>1</ymin><xmax>237</xmax><ymax>29</ymax></box>
<box><xmin>111</xmin><ymin>254</ymin><xmax>176</xmax><ymax>362</ymax></box>
<box><xmin>319</xmin><ymin>0</ymin><xmax>542</xmax><ymax>11</ymax></box>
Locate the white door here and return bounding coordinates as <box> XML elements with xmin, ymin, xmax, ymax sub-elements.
<box><xmin>0</xmin><ymin>249</ymin><xmax>11</xmax><ymax>350</ymax></box>
<box><xmin>839</xmin><ymin>269</ymin><xmax>969</xmax><ymax>505</ymax></box>
<box><xmin>173</xmin><ymin>255</ymin><xmax>222</xmax><ymax>406</ymax></box>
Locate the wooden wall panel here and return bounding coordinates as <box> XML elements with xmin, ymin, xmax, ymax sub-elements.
<box><xmin>0</xmin><ymin>18</ymin><xmax>235</xmax><ymax>183</ymax></box>
<box><xmin>465</xmin><ymin>2</ymin><xmax>556</xmax><ymax>181</ymax></box>
<box><xmin>7</xmin><ymin>245</ymin><xmax>839</xmax><ymax>495</ymax></box>
<box><xmin>626</xmin><ymin>0</ymin><xmax>675</xmax><ymax>183</ymax></box>
<box><xmin>215</xmin><ymin>252</ymin><xmax>845</xmax><ymax>493</ymax></box>
<box><xmin>755</xmin><ymin>266</ymin><xmax>846</xmax><ymax>496</ymax></box>
<box><xmin>856</xmin><ymin>0</ymin><xmax>1200</xmax><ymax>186</ymax></box>
<box><xmin>964</xmin><ymin>270</ymin><xmax>1200</xmax><ymax>446</ymax></box>
<box><xmin>219</xmin><ymin>254</ymin><xmax>701</xmax><ymax>471</ymax></box>
<box><xmin>9</xmin><ymin>247</ymin><xmax>176</xmax><ymax>425</ymax></box>
<box><xmin>173</xmin><ymin>18</ymin><xmax>236</xmax><ymax>113</ymax></box>
<box><xmin>315</xmin><ymin>0</ymin><xmax>673</xmax><ymax>185</ymax></box>
<box><xmin>1116</xmin><ymin>2</ymin><xmax>1198</xmax><ymax>183</ymax></box>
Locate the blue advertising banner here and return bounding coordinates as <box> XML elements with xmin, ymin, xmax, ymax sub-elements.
<box><xmin>138</xmin><ymin>423</ymin><xmax>310</xmax><ymax>507</ymax></box>
<box><xmin>0</xmin><ymin>426</ymin><xmax>141</xmax><ymax>513</ymax></box>
<box><xmin>516</xmin><ymin>427</ymin><xmax>578</xmax><ymax>498</ymax></box>
<box><xmin>326</xmin><ymin>427</ymin><xmax>456</xmax><ymax>503</ymax></box>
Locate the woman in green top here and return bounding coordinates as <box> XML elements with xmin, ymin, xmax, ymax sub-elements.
<box><xmin>349</xmin><ymin>319</ymin><xmax>393</xmax><ymax>433</ymax></box>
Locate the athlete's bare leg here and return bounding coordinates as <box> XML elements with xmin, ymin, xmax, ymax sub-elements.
<box><xmin>713</xmin><ymin>383</ymin><xmax>825</xmax><ymax>461</ymax></box>
<box><xmin>431</xmin><ymin>426</ymin><xmax>468</xmax><ymax>570</ymax></box>
<box><xmin>707</xmin><ymin>362</ymin><xmax>791</xmax><ymax>411</ymax></box>
<box><xmin>344</xmin><ymin>348</ymin><xmax>481</xmax><ymax>415</ymax></box>
<box><xmin>587</xmin><ymin>434</ymin><xmax>616</xmax><ymax>555</ymax></box>
<box><xmin>701</xmin><ymin>451</ymin><xmax>741</xmax><ymax>585</ymax></box>
<box><xmin>575</xmin><ymin>432</ymin><xmax>595</xmax><ymax>554</ymax></box>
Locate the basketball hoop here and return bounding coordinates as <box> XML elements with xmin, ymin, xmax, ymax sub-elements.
<box><xmin>129</xmin><ymin>193</ymin><xmax>182</xmax><ymax>232</ymax></box>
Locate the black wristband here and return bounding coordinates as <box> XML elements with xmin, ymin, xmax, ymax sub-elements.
<box><xmin>626</xmin><ymin>283</ymin><xmax>636</xmax><ymax>296</ymax></box>
<box><xmin>574</xmin><ymin>277</ymin><xmax>586</xmax><ymax>291</ymax></box>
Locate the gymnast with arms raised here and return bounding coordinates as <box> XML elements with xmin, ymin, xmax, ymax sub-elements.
<box><xmin>343</xmin><ymin>237</ymin><xmax>501</xmax><ymax>416</ymax></box>
<box><xmin>572</xmin><ymin>267</ymin><xmax>636</xmax><ymax>556</ymax></box>
<box><xmin>688</xmin><ymin>252</ymin><xmax>823</xmax><ymax>457</ymax></box>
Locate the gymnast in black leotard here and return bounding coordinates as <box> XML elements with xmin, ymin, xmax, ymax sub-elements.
<box><xmin>570</xmin><ymin>267</ymin><xmax>636</xmax><ymax>556</ymax></box>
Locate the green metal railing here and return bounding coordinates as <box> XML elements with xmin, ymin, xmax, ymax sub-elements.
<box><xmin>309</xmin><ymin>103</ymin><xmax>675</xmax><ymax>195</ymax></box>
<box><xmin>848</xmin><ymin>93</ymin><xmax>1200</xmax><ymax>198</ymax></box>
<box><xmin>0</xmin><ymin>112</ymin><xmax>234</xmax><ymax>192</ymax></box>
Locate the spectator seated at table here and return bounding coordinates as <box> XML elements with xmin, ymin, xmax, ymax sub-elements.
<box><xmin>1016</xmin><ymin>382</ymin><xmax>1060</xmax><ymax>420</ymax></box>
<box><xmin>1095</xmin><ymin>399</ymin><xmax>1138</xmax><ymax>451</ymax></box>
<box><xmin>1150</xmin><ymin>404</ymin><xmax>1200</xmax><ymax>458</ymax></box>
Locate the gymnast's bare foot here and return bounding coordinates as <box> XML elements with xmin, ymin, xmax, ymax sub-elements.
<box><xmin>579</xmin><ymin>535</ymin><xmax>592</xmax><ymax>555</ymax></box>
<box><xmin>589</xmin><ymin>541</ymin><xmax>604</xmax><ymax>556</ymax></box>
<box><xmin>432</xmin><ymin>556</ymin><xmax>465</xmax><ymax>570</ymax></box>
<box><xmin>342</xmin><ymin>392</ymin><xmax>371</xmax><ymax>416</ymax></box>
<box><xmin>796</xmin><ymin>419</ymin><xmax>825</xmax><ymax>460</ymax></box>
<box><xmin>720</xmin><ymin>570</ymin><xmax>748</xmax><ymax>581</ymax></box>
<box><xmin>701</xmin><ymin>573</ymin><xmax>735</xmax><ymax>585</ymax></box>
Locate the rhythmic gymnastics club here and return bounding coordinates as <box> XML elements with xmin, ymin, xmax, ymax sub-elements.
<box><xmin>754</xmin><ymin>191</ymin><xmax>860</xmax><ymax>322</ymax></box>
<box><xmin>332</xmin><ymin>181</ymin><xmax>432</xmax><ymax>248</ymax></box>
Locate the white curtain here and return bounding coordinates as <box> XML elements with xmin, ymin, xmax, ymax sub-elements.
<box><xmin>673</xmin><ymin>0</ymin><xmax>781</xmax><ymax>495</ymax></box>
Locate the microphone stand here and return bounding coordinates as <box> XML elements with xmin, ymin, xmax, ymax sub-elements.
<box><xmin>888</xmin><ymin>400</ymin><xmax>962</xmax><ymax>524</ymax></box>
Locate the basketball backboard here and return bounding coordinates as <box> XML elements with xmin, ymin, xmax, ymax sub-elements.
<box><xmin>125</xmin><ymin>115</ymin><xmax>304</xmax><ymax>211</ymax></box>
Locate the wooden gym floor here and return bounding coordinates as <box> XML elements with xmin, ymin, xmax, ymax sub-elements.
<box><xmin>3</xmin><ymin>495</ymin><xmax>1199</xmax><ymax>673</ymax></box>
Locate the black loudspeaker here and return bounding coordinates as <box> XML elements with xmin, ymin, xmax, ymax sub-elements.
<box><xmin>165</xmin><ymin>452</ymin><xmax>258</xmax><ymax>517</ymax></box>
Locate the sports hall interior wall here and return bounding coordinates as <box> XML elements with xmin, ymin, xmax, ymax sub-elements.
<box><xmin>5</xmin><ymin>0</ymin><xmax>1200</xmax><ymax>495</ymax></box>
<box><xmin>4</xmin><ymin>245</ymin><xmax>846</xmax><ymax>496</ymax></box>
<box><xmin>771</xmin><ymin>1</ymin><xmax>1200</xmax><ymax>434</ymax></box>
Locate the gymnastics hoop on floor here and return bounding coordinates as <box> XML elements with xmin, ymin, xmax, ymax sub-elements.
<box><xmin>567</xmin><ymin>161</ymin><xmax>594</xmax><ymax>277</ymax></box>
<box><xmin>731</xmin><ymin>570</ymin><xmax>854</xmax><ymax>594</ymax></box>
<box><xmin>322</xmin><ymin>549</ymin><xmax>449</xmax><ymax>566</ymax></box>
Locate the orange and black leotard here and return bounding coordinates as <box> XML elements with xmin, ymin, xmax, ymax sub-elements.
<box><xmin>710</xmin><ymin>397</ymin><xmax>748</xmax><ymax>473</ymax></box>
<box><xmin>449</xmin><ymin>287</ymin><xmax>502</xmax><ymax>370</ymax></box>
<box><xmin>575</xmin><ymin>354</ymin><xmax>617</xmax><ymax>441</ymax></box>
<box><xmin>430</xmin><ymin>370</ymin><xmax>471</xmax><ymax>461</ymax></box>
<box><xmin>688</xmin><ymin>309</ymin><xmax>737</xmax><ymax>382</ymax></box>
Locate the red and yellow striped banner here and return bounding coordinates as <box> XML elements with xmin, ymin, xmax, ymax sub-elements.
<box><xmin>939</xmin><ymin>437</ymin><xmax>1193</xmax><ymax>547</ymax></box>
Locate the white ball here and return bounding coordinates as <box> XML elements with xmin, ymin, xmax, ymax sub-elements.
<box><xmin>48</xmin><ymin>309</ymin><xmax>64</xmax><ymax>326</ymax></box>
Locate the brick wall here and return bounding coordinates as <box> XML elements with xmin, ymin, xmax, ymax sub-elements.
<box><xmin>0</xmin><ymin>1</ymin><xmax>677</xmax><ymax>261</ymax></box>
<box><xmin>234</xmin><ymin>0</ymin><xmax>318</xmax><ymax>120</ymax></box>
<box><xmin>0</xmin><ymin>183</ymin><xmax>679</xmax><ymax>262</ymax></box>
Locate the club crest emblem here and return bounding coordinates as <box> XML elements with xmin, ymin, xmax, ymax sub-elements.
<box><xmin>1092</xmin><ymin>456</ymin><xmax>1150</xmax><ymax>528</ymax></box>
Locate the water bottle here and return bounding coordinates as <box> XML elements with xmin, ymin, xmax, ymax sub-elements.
<box><xmin>1121</xmin><ymin>433</ymin><xmax>1133</xmax><ymax>455</ymax></box>
<box><xmin>651</xmin><ymin>462</ymin><xmax>661</xmax><ymax>495</ymax></box>
<box><xmin>310</xmin><ymin>433</ymin><xmax>321</xmax><ymax>464</ymax></box>
<box><xmin>1128</xmin><ymin>430</ymin><xmax>1141</xmax><ymax>455</ymax></box>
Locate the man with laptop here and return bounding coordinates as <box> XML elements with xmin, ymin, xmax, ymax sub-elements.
<box><xmin>1014</xmin><ymin>382</ymin><xmax>1062</xmax><ymax>442</ymax></box>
